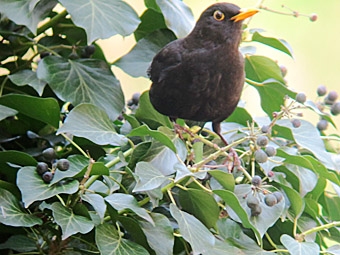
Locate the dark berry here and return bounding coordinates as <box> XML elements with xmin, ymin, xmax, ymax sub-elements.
<box><xmin>331</xmin><ymin>102</ymin><xmax>340</xmax><ymax>116</ymax></box>
<box><xmin>265</xmin><ymin>146</ymin><xmax>277</xmax><ymax>157</ymax></box>
<box><xmin>36</xmin><ymin>162</ymin><xmax>49</xmax><ymax>175</ymax></box>
<box><xmin>291</xmin><ymin>119</ymin><xmax>301</xmax><ymax>128</ymax></box>
<box><xmin>42</xmin><ymin>171</ymin><xmax>53</xmax><ymax>183</ymax></box>
<box><xmin>273</xmin><ymin>191</ymin><xmax>283</xmax><ymax>203</ymax></box>
<box><xmin>280</xmin><ymin>65</ymin><xmax>287</xmax><ymax>77</ymax></box>
<box><xmin>56</xmin><ymin>159</ymin><xmax>70</xmax><ymax>171</ymax></box>
<box><xmin>68</xmin><ymin>52</ymin><xmax>79</xmax><ymax>60</ymax></box>
<box><xmin>317</xmin><ymin>85</ymin><xmax>327</xmax><ymax>96</ymax></box>
<box><xmin>251</xmin><ymin>175</ymin><xmax>262</xmax><ymax>187</ymax></box>
<box><xmin>251</xmin><ymin>205</ymin><xmax>262</xmax><ymax>216</ymax></box>
<box><xmin>264</xmin><ymin>194</ymin><xmax>277</xmax><ymax>207</ymax></box>
<box><xmin>317</xmin><ymin>119</ymin><xmax>328</xmax><ymax>131</ymax></box>
<box><xmin>132</xmin><ymin>92</ymin><xmax>141</xmax><ymax>104</ymax></box>
<box><xmin>127</xmin><ymin>99</ymin><xmax>134</xmax><ymax>106</ymax></box>
<box><xmin>42</xmin><ymin>148</ymin><xmax>56</xmax><ymax>160</ymax></box>
<box><xmin>295</xmin><ymin>93</ymin><xmax>306</xmax><ymax>104</ymax></box>
<box><xmin>327</xmin><ymin>91</ymin><xmax>338</xmax><ymax>102</ymax></box>
<box><xmin>309</xmin><ymin>13</ymin><xmax>318</xmax><ymax>22</ymax></box>
<box><xmin>247</xmin><ymin>195</ymin><xmax>259</xmax><ymax>209</ymax></box>
<box><xmin>256</xmin><ymin>136</ymin><xmax>268</xmax><ymax>147</ymax></box>
<box><xmin>40</xmin><ymin>52</ymin><xmax>50</xmax><ymax>59</ymax></box>
<box><xmin>85</xmin><ymin>45</ymin><xmax>96</xmax><ymax>55</ymax></box>
<box><xmin>254</xmin><ymin>149</ymin><xmax>268</xmax><ymax>163</ymax></box>
<box><xmin>261</xmin><ymin>125</ymin><xmax>271</xmax><ymax>134</ymax></box>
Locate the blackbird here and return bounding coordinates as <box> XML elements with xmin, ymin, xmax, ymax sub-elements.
<box><xmin>148</xmin><ymin>3</ymin><xmax>258</xmax><ymax>146</ymax></box>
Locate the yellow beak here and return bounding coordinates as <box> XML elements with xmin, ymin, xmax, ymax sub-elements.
<box><xmin>230</xmin><ymin>8</ymin><xmax>259</xmax><ymax>22</ymax></box>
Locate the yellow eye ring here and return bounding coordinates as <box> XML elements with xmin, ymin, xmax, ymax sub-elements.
<box><xmin>213</xmin><ymin>10</ymin><xmax>225</xmax><ymax>21</ymax></box>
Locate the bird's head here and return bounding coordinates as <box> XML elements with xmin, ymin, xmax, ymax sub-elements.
<box><xmin>190</xmin><ymin>3</ymin><xmax>258</xmax><ymax>47</ymax></box>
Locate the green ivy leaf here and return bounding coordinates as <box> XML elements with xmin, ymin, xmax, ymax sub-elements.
<box><xmin>57</xmin><ymin>104</ymin><xmax>127</xmax><ymax>146</ymax></box>
<box><xmin>304</xmin><ymin>100</ymin><xmax>336</xmax><ymax>128</ymax></box>
<box><xmin>0</xmin><ymin>105</ymin><xmax>17</xmax><ymax>121</ymax></box>
<box><xmin>95</xmin><ymin>223</ymin><xmax>149</xmax><ymax>255</ymax></box>
<box><xmin>140</xmin><ymin>213</ymin><xmax>174</xmax><ymax>255</ymax></box>
<box><xmin>0</xmin><ymin>94</ymin><xmax>60</xmax><ymax>128</ymax></box>
<box><xmin>155</xmin><ymin>0</ymin><xmax>194</xmax><ymax>38</ymax></box>
<box><xmin>326</xmin><ymin>245</ymin><xmax>340</xmax><ymax>255</ymax></box>
<box><xmin>51</xmin><ymin>202</ymin><xmax>94</xmax><ymax>240</ymax></box>
<box><xmin>105</xmin><ymin>193</ymin><xmax>154</xmax><ymax>224</ymax></box>
<box><xmin>129</xmin><ymin>124</ymin><xmax>176</xmax><ymax>152</ymax></box>
<box><xmin>17</xmin><ymin>166</ymin><xmax>79</xmax><ymax>207</ymax></box>
<box><xmin>37</xmin><ymin>56</ymin><xmax>125</xmax><ymax>120</ymax></box>
<box><xmin>280</xmin><ymin>234</ymin><xmax>320</xmax><ymax>255</ymax></box>
<box><xmin>179</xmin><ymin>188</ymin><xmax>220</xmax><ymax>229</ymax></box>
<box><xmin>170</xmin><ymin>204</ymin><xmax>215</xmax><ymax>254</ymax></box>
<box><xmin>0</xmin><ymin>188</ymin><xmax>42</xmax><ymax>227</ymax></box>
<box><xmin>8</xmin><ymin>69</ymin><xmax>46</xmax><ymax>96</ymax></box>
<box><xmin>0</xmin><ymin>235</ymin><xmax>37</xmax><ymax>252</ymax></box>
<box><xmin>209</xmin><ymin>170</ymin><xmax>235</xmax><ymax>191</ymax></box>
<box><xmin>59</xmin><ymin>0</ymin><xmax>140</xmax><ymax>42</ymax></box>
<box><xmin>114</xmin><ymin>29</ymin><xmax>176</xmax><ymax>78</ymax></box>
<box><xmin>0</xmin><ymin>0</ymin><xmax>57</xmax><ymax>33</ymax></box>
<box><xmin>81</xmin><ymin>193</ymin><xmax>107</xmax><ymax>219</ymax></box>
<box><xmin>252</xmin><ymin>32</ymin><xmax>293</xmax><ymax>57</ymax></box>
<box><xmin>203</xmin><ymin>239</ymin><xmax>241</xmax><ymax>255</ymax></box>
<box><xmin>226</xmin><ymin>107</ymin><xmax>253</xmax><ymax>126</ymax></box>
<box><xmin>279</xmin><ymin>184</ymin><xmax>304</xmax><ymax>219</ymax></box>
<box><xmin>133</xmin><ymin>161</ymin><xmax>169</xmax><ymax>192</ymax></box>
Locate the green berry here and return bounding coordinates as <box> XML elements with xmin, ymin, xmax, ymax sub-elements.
<box><xmin>264</xmin><ymin>194</ymin><xmax>277</xmax><ymax>207</ymax></box>
<box><xmin>42</xmin><ymin>148</ymin><xmax>56</xmax><ymax>160</ymax></box>
<box><xmin>256</xmin><ymin>136</ymin><xmax>269</xmax><ymax>147</ymax></box>
<box><xmin>56</xmin><ymin>159</ymin><xmax>70</xmax><ymax>171</ymax></box>
<box><xmin>273</xmin><ymin>191</ymin><xmax>283</xmax><ymax>203</ymax></box>
<box><xmin>42</xmin><ymin>171</ymin><xmax>53</xmax><ymax>183</ymax></box>
<box><xmin>296</xmin><ymin>93</ymin><xmax>306</xmax><ymax>104</ymax></box>
<box><xmin>261</xmin><ymin>125</ymin><xmax>271</xmax><ymax>134</ymax></box>
<box><xmin>317</xmin><ymin>85</ymin><xmax>327</xmax><ymax>96</ymax></box>
<box><xmin>251</xmin><ymin>205</ymin><xmax>262</xmax><ymax>216</ymax></box>
<box><xmin>265</xmin><ymin>146</ymin><xmax>277</xmax><ymax>157</ymax></box>
<box><xmin>247</xmin><ymin>195</ymin><xmax>260</xmax><ymax>209</ymax></box>
<box><xmin>317</xmin><ymin>119</ymin><xmax>328</xmax><ymax>131</ymax></box>
<box><xmin>291</xmin><ymin>119</ymin><xmax>301</xmax><ymax>128</ymax></box>
<box><xmin>36</xmin><ymin>162</ymin><xmax>49</xmax><ymax>175</ymax></box>
<box><xmin>254</xmin><ymin>149</ymin><xmax>268</xmax><ymax>163</ymax></box>
<box><xmin>331</xmin><ymin>102</ymin><xmax>340</xmax><ymax>116</ymax></box>
<box><xmin>251</xmin><ymin>175</ymin><xmax>262</xmax><ymax>187</ymax></box>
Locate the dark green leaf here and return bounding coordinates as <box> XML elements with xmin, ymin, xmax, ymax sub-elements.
<box><xmin>0</xmin><ymin>94</ymin><xmax>60</xmax><ymax>128</ymax></box>
<box><xmin>0</xmin><ymin>105</ymin><xmax>17</xmax><ymax>121</ymax></box>
<box><xmin>37</xmin><ymin>56</ymin><xmax>125</xmax><ymax>120</ymax></box>
<box><xmin>279</xmin><ymin>184</ymin><xmax>304</xmax><ymax>219</ymax></box>
<box><xmin>114</xmin><ymin>29</ymin><xmax>176</xmax><ymax>78</ymax></box>
<box><xmin>209</xmin><ymin>170</ymin><xmax>235</xmax><ymax>191</ymax></box>
<box><xmin>17</xmin><ymin>166</ymin><xmax>79</xmax><ymax>207</ymax></box>
<box><xmin>0</xmin><ymin>188</ymin><xmax>42</xmax><ymax>227</ymax></box>
<box><xmin>129</xmin><ymin>124</ymin><xmax>176</xmax><ymax>152</ymax></box>
<box><xmin>170</xmin><ymin>204</ymin><xmax>215</xmax><ymax>254</ymax></box>
<box><xmin>0</xmin><ymin>235</ymin><xmax>37</xmax><ymax>252</ymax></box>
<box><xmin>51</xmin><ymin>202</ymin><xmax>94</xmax><ymax>240</ymax></box>
<box><xmin>252</xmin><ymin>32</ymin><xmax>293</xmax><ymax>57</ymax></box>
<box><xmin>0</xmin><ymin>0</ymin><xmax>57</xmax><ymax>33</ymax></box>
<box><xmin>59</xmin><ymin>0</ymin><xmax>140</xmax><ymax>42</ymax></box>
<box><xmin>96</xmin><ymin>223</ymin><xmax>149</xmax><ymax>255</ymax></box>
<box><xmin>179</xmin><ymin>188</ymin><xmax>220</xmax><ymax>229</ymax></box>
<box><xmin>127</xmin><ymin>142</ymin><xmax>152</xmax><ymax>170</ymax></box>
<box><xmin>57</xmin><ymin>104</ymin><xmax>127</xmax><ymax>146</ymax></box>
<box><xmin>8</xmin><ymin>69</ymin><xmax>46</xmax><ymax>96</ymax></box>
<box><xmin>280</xmin><ymin>234</ymin><xmax>320</xmax><ymax>255</ymax></box>
<box><xmin>81</xmin><ymin>193</ymin><xmax>107</xmax><ymax>219</ymax></box>
<box><xmin>225</xmin><ymin>107</ymin><xmax>253</xmax><ymax>126</ymax></box>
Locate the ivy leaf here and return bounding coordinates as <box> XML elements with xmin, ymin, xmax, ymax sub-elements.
<box><xmin>133</xmin><ymin>161</ymin><xmax>169</xmax><ymax>192</ymax></box>
<box><xmin>178</xmin><ymin>188</ymin><xmax>220</xmax><ymax>229</ymax></box>
<box><xmin>170</xmin><ymin>204</ymin><xmax>215</xmax><ymax>255</ymax></box>
<box><xmin>209</xmin><ymin>170</ymin><xmax>235</xmax><ymax>191</ymax></box>
<box><xmin>155</xmin><ymin>0</ymin><xmax>194</xmax><ymax>38</ymax></box>
<box><xmin>326</xmin><ymin>245</ymin><xmax>340</xmax><ymax>255</ymax></box>
<box><xmin>114</xmin><ymin>29</ymin><xmax>176</xmax><ymax>78</ymax></box>
<box><xmin>0</xmin><ymin>188</ymin><xmax>42</xmax><ymax>227</ymax></box>
<box><xmin>0</xmin><ymin>0</ymin><xmax>57</xmax><ymax>33</ymax></box>
<box><xmin>81</xmin><ymin>193</ymin><xmax>107</xmax><ymax>219</ymax></box>
<box><xmin>0</xmin><ymin>105</ymin><xmax>17</xmax><ymax>121</ymax></box>
<box><xmin>304</xmin><ymin>100</ymin><xmax>336</xmax><ymax>128</ymax></box>
<box><xmin>0</xmin><ymin>235</ymin><xmax>37</xmax><ymax>252</ymax></box>
<box><xmin>252</xmin><ymin>32</ymin><xmax>293</xmax><ymax>57</ymax></box>
<box><xmin>280</xmin><ymin>234</ymin><xmax>320</xmax><ymax>255</ymax></box>
<box><xmin>105</xmin><ymin>193</ymin><xmax>154</xmax><ymax>224</ymax></box>
<box><xmin>140</xmin><ymin>213</ymin><xmax>174</xmax><ymax>255</ymax></box>
<box><xmin>96</xmin><ymin>223</ymin><xmax>149</xmax><ymax>255</ymax></box>
<box><xmin>59</xmin><ymin>0</ymin><xmax>140</xmax><ymax>42</ymax></box>
<box><xmin>51</xmin><ymin>202</ymin><xmax>94</xmax><ymax>240</ymax></box>
<box><xmin>8</xmin><ymin>69</ymin><xmax>46</xmax><ymax>96</ymax></box>
<box><xmin>17</xmin><ymin>166</ymin><xmax>79</xmax><ymax>207</ymax></box>
<box><xmin>37</xmin><ymin>56</ymin><xmax>125</xmax><ymax>121</ymax></box>
<box><xmin>57</xmin><ymin>104</ymin><xmax>127</xmax><ymax>146</ymax></box>
<box><xmin>0</xmin><ymin>94</ymin><xmax>60</xmax><ymax>128</ymax></box>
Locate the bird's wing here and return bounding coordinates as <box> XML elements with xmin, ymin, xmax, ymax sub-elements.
<box><xmin>148</xmin><ymin>40</ymin><xmax>183</xmax><ymax>83</ymax></box>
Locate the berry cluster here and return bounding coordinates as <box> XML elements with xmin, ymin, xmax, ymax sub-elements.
<box><xmin>254</xmin><ymin>128</ymin><xmax>277</xmax><ymax>163</ymax></box>
<box><xmin>35</xmin><ymin>148</ymin><xmax>70</xmax><ymax>183</ymax></box>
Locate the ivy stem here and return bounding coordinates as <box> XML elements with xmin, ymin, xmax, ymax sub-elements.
<box><xmin>270</xmin><ymin>249</ymin><xmax>289</xmax><ymax>253</ymax></box>
<box><xmin>265</xmin><ymin>232</ymin><xmax>277</xmax><ymax>249</ymax></box>
<box><xmin>60</xmin><ymin>133</ymin><xmax>89</xmax><ymax>158</ymax></box>
<box><xmin>299</xmin><ymin>221</ymin><xmax>340</xmax><ymax>239</ymax></box>
<box><xmin>36</xmin><ymin>10</ymin><xmax>68</xmax><ymax>36</ymax></box>
<box><xmin>0</xmin><ymin>76</ymin><xmax>9</xmax><ymax>97</ymax></box>
<box><xmin>238</xmin><ymin>165</ymin><xmax>252</xmax><ymax>182</ymax></box>
<box><xmin>191</xmin><ymin>177</ymin><xmax>212</xmax><ymax>193</ymax></box>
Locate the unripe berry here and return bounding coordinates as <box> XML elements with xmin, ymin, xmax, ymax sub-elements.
<box><xmin>36</xmin><ymin>162</ymin><xmax>49</xmax><ymax>175</ymax></box>
<box><xmin>273</xmin><ymin>191</ymin><xmax>283</xmax><ymax>203</ymax></box>
<box><xmin>254</xmin><ymin>149</ymin><xmax>268</xmax><ymax>163</ymax></box>
<box><xmin>261</xmin><ymin>125</ymin><xmax>271</xmax><ymax>134</ymax></box>
<box><xmin>265</xmin><ymin>146</ymin><xmax>277</xmax><ymax>157</ymax></box>
<box><xmin>264</xmin><ymin>194</ymin><xmax>277</xmax><ymax>207</ymax></box>
<box><xmin>295</xmin><ymin>93</ymin><xmax>306</xmax><ymax>104</ymax></box>
<box><xmin>42</xmin><ymin>171</ymin><xmax>53</xmax><ymax>183</ymax></box>
<box><xmin>327</xmin><ymin>91</ymin><xmax>338</xmax><ymax>102</ymax></box>
<box><xmin>317</xmin><ymin>85</ymin><xmax>327</xmax><ymax>96</ymax></box>
<box><xmin>251</xmin><ymin>205</ymin><xmax>262</xmax><ymax>216</ymax></box>
<box><xmin>56</xmin><ymin>159</ymin><xmax>70</xmax><ymax>171</ymax></box>
<box><xmin>291</xmin><ymin>119</ymin><xmax>301</xmax><ymax>128</ymax></box>
<box><xmin>317</xmin><ymin>119</ymin><xmax>328</xmax><ymax>131</ymax></box>
<box><xmin>251</xmin><ymin>175</ymin><xmax>262</xmax><ymax>187</ymax></box>
<box><xmin>247</xmin><ymin>195</ymin><xmax>259</xmax><ymax>209</ymax></box>
<box><xmin>331</xmin><ymin>102</ymin><xmax>340</xmax><ymax>116</ymax></box>
<box><xmin>42</xmin><ymin>148</ymin><xmax>56</xmax><ymax>160</ymax></box>
<box><xmin>256</xmin><ymin>136</ymin><xmax>269</xmax><ymax>147</ymax></box>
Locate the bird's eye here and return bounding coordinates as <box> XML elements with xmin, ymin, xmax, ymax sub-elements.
<box><xmin>213</xmin><ymin>10</ymin><xmax>225</xmax><ymax>21</ymax></box>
